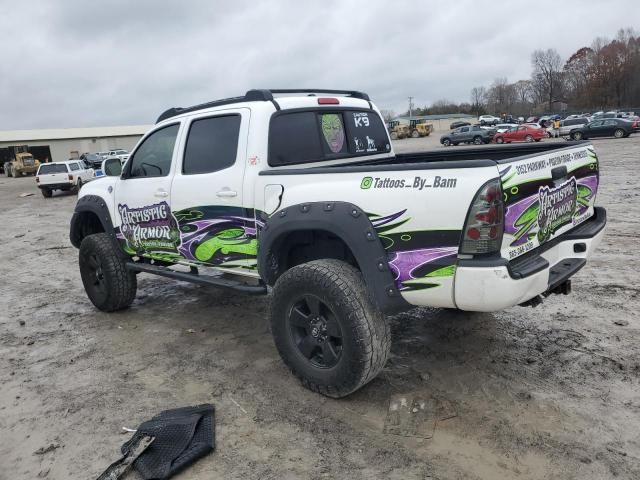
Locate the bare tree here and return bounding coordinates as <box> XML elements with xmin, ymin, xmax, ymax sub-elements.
<box><xmin>379</xmin><ymin>109</ymin><xmax>396</xmax><ymax>122</ymax></box>
<box><xmin>470</xmin><ymin>86</ymin><xmax>487</xmax><ymax>117</ymax></box>
<box><xmin>513</xmin><ymin>80</ymin><xmax>533</xmax><ymax>105</ymax></box>
<box><xmin>531</xmin><ymin>49</ymin><xmax>564</xmax><ymax>109</ymax></box>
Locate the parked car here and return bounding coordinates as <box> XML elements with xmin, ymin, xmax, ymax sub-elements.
<box><xmin>36</xmin><ymin>160</ymin><xmax>94</xmax><ymax>197</ymax></box>
<box><xmin>450</xmin><ymin>121</ymin><xmax>471</xmax><ymax>130</ymax></box>
<box><xmin>80</xmin><ymin>153</ymin><xmax>105</xmax><ymax>169</ymax></box>
<box><xmin>478</xmin><ymin>115</ymin><xmax>500</xmax><ymax>126</ymax></box>
<box><xmin>526</xmin><ymin>116</ymin><xmax>539</xmax><ymax>123</ymax></box>
<box><xmin>558</xmin><ymin>118</ymin><xmax>590</xmax><ymax>137</ymax></box>
<box><xmin>106</xmin><ymin>149</ymin><xmax>130</xmax><ymax>163</ymax></box>
<box><xmin>493</xmin><ymin>125</ymin><xmax>545</xmax><ymax>144</ymax></box>
<box><xmin>495</xmin><ymin>123</ymin><xmax>519</xmax><ymax>133</ymax></box>
<box><xmin>440</xmin><ymin>125</ymin><xmax>494</xmax><ymax>146</ymax></box>
<box><xmin>569</xmin><ymin>118</ymin><xmax>636</xmax><ymax>140</ymax></box>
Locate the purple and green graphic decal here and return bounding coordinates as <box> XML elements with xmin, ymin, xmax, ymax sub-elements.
<box><xmin>369</xmin><ymin>209</ymin><xmax>460</xmax><ymax>292</ymax></box>
<box><xmin>504</xmin><ymin>171</ymin><xmax>598</xmax><ymax>247</ymax></box>
<box><xmin>117</xmin><ymin>205</ymin><xmax>261</xmax><ymax>269</ymax></box>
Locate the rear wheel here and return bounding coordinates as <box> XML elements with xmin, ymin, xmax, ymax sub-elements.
<box><xmin>79</xmin><ymin>233</ymin><xmax>137</xmax><ymax>312</ymax></box>
<box><xmin>572</xmin><ymin>131</ymin><xmax>583</xmax><ymax>141</ymax></box>
<box><xmin>390</xmin><ymin>132</ymin><xmax>398</xmax><ymax>140</ymax></box>
<box><xmin>74</xmin><ymin>178</ymin><xmax>83</xmax><ymax>194</ymax></box>
<box><xmin>614</xmin><ymin>128</ymin><xmax>625</xmax><ymax>138</ymax></box>
<box><xmin>496</xmin><ymin>137</ymin><xmax>504</xmax><ymax>144</ymax></box>
<box><xmin>473</xmin><ymin>136</ymin><xmax>483</xmax><ymax>145</ymax></box>
<box><xmin>270</xmin><ymin>259</ymin><xmax>390</xmax><ymax>398</ymax></box>
<box><xmin>41</xmin><ymin>188</ymin><xmax>52</xmax><ymax>198</ymax></box>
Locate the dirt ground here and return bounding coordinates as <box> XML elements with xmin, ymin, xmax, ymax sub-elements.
<box><xmin>1</xmin><ymin>136</ymin><xmax>639</xmax><ymax>480</ymax></box>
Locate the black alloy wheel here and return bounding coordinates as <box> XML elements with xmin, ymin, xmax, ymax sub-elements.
<box><xmin>288</xmin><ymin>294</ymin><xmax>343</xmax><ymax>368</ymax></box>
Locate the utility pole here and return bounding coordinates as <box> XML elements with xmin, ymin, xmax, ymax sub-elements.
<box><xmin>408</xmin><ymin>96</ymin><xmax>414</xmax><ymax>122</ymax></box>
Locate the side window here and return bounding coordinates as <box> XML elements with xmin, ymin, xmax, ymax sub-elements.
<box><xmin>590</xmin><ymin>121</ymin><xmax>602</xmax><ymax>127</ymax></box>
<box><xmin>127</xmin><ymin>124</ymin><xmax>179</xmax><ymax>178</ymax></box>
<box><xmin>269</xmin><ymin>112</ymin><xmax>325</xmax><ymax>166</ymax></box>
<box><xmin>460</xmin><ymin>127</ymin><xmax>469</xmax><ymax>133</ymax></box>
<box><xmin>183</xmin><ymin>115</ymin><xmax>241</xmax><ymax>175</ymax></box>
<box><xmin>69</xmin><ymin>163</ymin><xmax>79</xmax><ymax>171</ymax></box>
<box><xmin>604</xmin><ymin>120</ymin><xmax>616</xmax><ymax>126</ymax></box>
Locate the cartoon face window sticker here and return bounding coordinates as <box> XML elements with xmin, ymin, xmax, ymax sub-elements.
<box><xmin>320</xmin><ymin>113</ymin><xmax>346</xmax><ymax>154</ymax></box>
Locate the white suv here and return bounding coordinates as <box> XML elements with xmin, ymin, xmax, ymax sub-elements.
<box><xmin>478</xmin><ymin>115</ymin><xmax>500</xmax><ymax>126</ymax></box>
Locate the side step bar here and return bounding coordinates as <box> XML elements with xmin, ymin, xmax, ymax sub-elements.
<box><xmin>126</xmin><ymin>262</ymin><xmax>267</xmax><ymax>295</ymax></box>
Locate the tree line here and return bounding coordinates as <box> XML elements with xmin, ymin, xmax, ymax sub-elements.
<box><xmin>400</xmin><ymin>27</ymin><xmax>639</xmax><ymax>118</ymax></box>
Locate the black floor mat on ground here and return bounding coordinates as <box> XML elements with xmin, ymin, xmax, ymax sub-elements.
<box><xmin>121</xmin><ymin>404</ymin><xmax>215</xmax><ymax>480</ymax></box>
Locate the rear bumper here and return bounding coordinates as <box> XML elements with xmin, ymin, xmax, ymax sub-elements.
<box><xmin>454</xmin><ymin>207</ymin><xmax>607</xmax><ymax>312</ymax></box>
<box><xmin>38</xmin><ymin>182</ymin><xmax>73</xmax><ymax>190</ymax></box>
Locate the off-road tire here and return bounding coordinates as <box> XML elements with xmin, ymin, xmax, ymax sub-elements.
<box><xmin>79</xmin><ymin>233</ymin><xmax>137</xmax><ymax>312</ymax></box>
<box><xmin>41</xmin><ymin>188</ymin><xmax>52</xmax><ymax>198</ymax></box>
<box><xmin>269</xmin><ymin>259</ymin><xmax>391</xmax><ymax>398</ymax></box>
<box><xmin>411</xmin><ymin>130</ymin><xmax>420</xmax><ymax>138</ymax></box>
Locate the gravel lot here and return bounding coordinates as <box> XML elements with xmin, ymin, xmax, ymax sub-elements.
<box><xmin>1</xmin><ymin>136</ymin><xmax>639</xmax><ymax>479</ymax></box>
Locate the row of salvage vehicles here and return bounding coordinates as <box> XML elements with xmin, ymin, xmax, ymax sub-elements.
<box><xmin>387</xmin><ymin>119</ymin><xmax>434</xmax><ymax>139</ymax></box>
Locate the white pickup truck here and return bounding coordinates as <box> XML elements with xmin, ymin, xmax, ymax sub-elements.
<box><xmin>36</xmin><ymin>160</ymin><xmax>94</xmax><ymax>197</ymax></box>
<box><xmin>69</xmin><ymin>89</ymin><xmax>606</xmax><ymax>397</ymax></box>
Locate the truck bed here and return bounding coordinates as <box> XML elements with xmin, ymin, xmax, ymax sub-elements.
<box><xmin>259</xmin><ymin>142</ymin><xmax>586</xmax><ymax>175</ymax></box>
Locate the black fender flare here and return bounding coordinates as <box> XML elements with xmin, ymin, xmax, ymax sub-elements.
<box><xmin>257</xmin><ymin>201</ymin><xmax>410</xmax><ymax>314</ymax></box>
<box><xmin>69</xmin><ymin>194</ymin><xmax>116</xmax><ymax>248</ymax></box>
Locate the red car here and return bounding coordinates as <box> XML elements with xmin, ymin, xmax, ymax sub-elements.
<box><xmin>494</xmin><ymin>125</ymin><xmax>545</xmax><ymax>144</ymax></box>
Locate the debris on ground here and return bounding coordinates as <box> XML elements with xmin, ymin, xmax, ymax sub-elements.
<box><xmin>34</xmin><ymin>443</ymin><xmax>61</xmax><ymax>455</ymax></box>
<box><xmin>19</xmin><ymin>192</ymin><xmax>34</xmax><ymax>197</ymax></box>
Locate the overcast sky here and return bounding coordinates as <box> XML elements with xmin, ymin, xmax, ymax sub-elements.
<box><xmin>1</xmin><ymin>1</ymin><xmax>638</xmax><ymax>130</ymax></box>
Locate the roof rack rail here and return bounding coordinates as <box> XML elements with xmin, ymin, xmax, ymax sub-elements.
<box><xmin>156</xmin><ymin>88</ymin><xmax>370</xmax><ymax>123</ymax></box>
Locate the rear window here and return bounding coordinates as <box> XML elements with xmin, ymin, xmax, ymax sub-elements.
<box><xmin>69</xmin><ymin>163</ymin><xmax>80</xmax><ymax>171</ymax></box>
<box><xmin>268</xmin><ymin>109</ymin><xmax>390</xmax><ymax>166</ymax></box>
<box><xmin>38</xmin><ymin>163</ymin><xmax>68</xmax><ymax>174</ymax></box>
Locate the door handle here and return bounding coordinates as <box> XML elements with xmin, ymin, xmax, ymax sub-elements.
<box><xmin>154</xmin><ymin>189</ymin><xmax>169</xmax><ymax>198</ymax></box>
<box><xmin>216</xmin><ymin>189</ymin><xmax>237</xmax><ymax>198</ymax></box>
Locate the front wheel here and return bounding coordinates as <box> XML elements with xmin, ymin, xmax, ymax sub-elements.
<box><xmin>79</xmin><ymin>233</ymin><xmax>137</xmax><ymax>312</ymax></box>
<box><xmin>525</xmin><ymin>135</ymin><xmax>534</xmax><ymax>142</ymax></box>
<box><xmin>614</xmin><ymin>128</ymin><xmax>625</xmax><ymax>138</ymax></box>
<box><xmin>411</xmin><ymin>130</ymin><xmax>420</xmax><ymax>138</ymax></box>
<box><xmin>442</xmin><ymin>138</ymin><xmax>451</xmax><ymax>147</ymax></box>
<box><xmin>390</xmin><ymin>132</ymin><xmax>398</xmax><ymax>140</ymax></box>
<box><xmin>473</xmin><ymin>136</ymin><xmax>483</xmax><ymax>145</ymax></box>
<box><xmin>269</xmin><ymin>259</ymin><xmax>390</xmax><ymax>398</ymax></box>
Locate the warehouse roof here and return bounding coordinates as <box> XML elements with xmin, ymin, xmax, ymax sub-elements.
<box><xmin>0</xmin><ymin>125</ymin><xmax>152</xmax><ymax>142</ymax></box>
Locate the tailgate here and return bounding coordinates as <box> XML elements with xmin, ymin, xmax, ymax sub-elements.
<box><xmin>500</xmin><ymin>143</ymin><xmax>599</xmax><ymax>260</ymax></box>
<box><xmin>40</xmin><ymin>172</ymin><xmax>70</xmax><ymax>185</ymax></box>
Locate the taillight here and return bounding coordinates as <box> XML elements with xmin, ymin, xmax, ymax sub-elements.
<box><xmin>35</xmin><ymin>176</ymin><xmax>39</xmax><ymax>183</ymax></box>
<box><xmin>460</xmin><ymin>178</ymin><xmax>504</xmax><ymax>255</ymax></box>
<box><xmin>68</xmin><ymin>174</ymin><xmax>73</xmax><ymax>181</ymax></box>
<box><xmin>318</xmin><ymin>97</ymin><xmax>339</xmax><ymax>105</ymax></box>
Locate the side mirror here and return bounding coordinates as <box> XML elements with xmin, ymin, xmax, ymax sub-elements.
<box><xmin>103</xmin><ymin>158</ymin><xmax>122</xmax><ymax>177</ymax></box>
